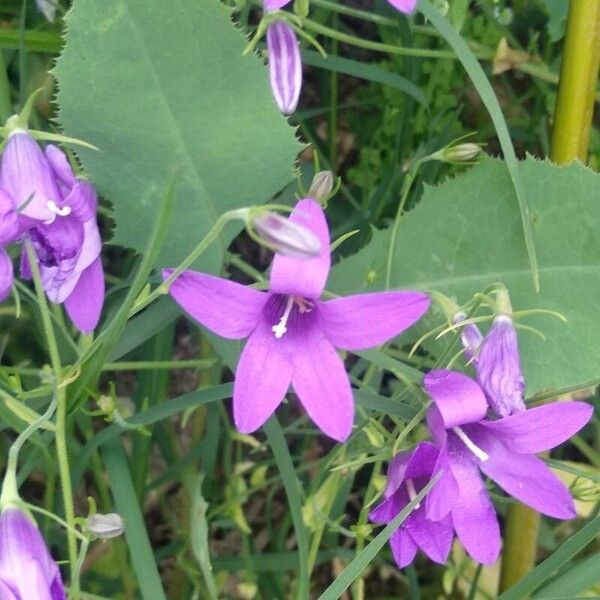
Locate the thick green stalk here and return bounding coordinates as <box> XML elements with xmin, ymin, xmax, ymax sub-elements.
<box><xmin>0</xmin><ymin>52</ymin><xmax>11</xmax><ymax>122</ymax></box>
<box><xmin>24</xmin><ymin>241</ymin><xmax>79</xmax><ymax>590</ymax></box>
<box><xmin>500</xmin><ymin>1</ymin><xmax>600</xmax><ymax>592</ymax></box>
<box><xmin>550</xmin><ymin>0</ymin><xmax>600</xmax><ymax>163</ymax></box>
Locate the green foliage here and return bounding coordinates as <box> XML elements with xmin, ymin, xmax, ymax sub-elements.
<box><xmin>55</xmin><ymin>0</ymin><xmax>302</xmax><ymax>269</ymax></box>
<box><xmin>329</xmin><ymin>156</ymin><xmax>600</xmax><ymax>394</ymax></box>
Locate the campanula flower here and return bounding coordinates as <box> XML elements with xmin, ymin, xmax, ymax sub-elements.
<box><xmin>20</xmin><ymin>145</ymin><xmax>104</xmax><ymax>334</ymax></box>
<box><xmin>423</xmin><ymin>369</ymin><xmax>593</xmax><ymax>564</ymax></box>
<box><xmin>164</xmin><ymin>198</ymin><xmax>430</xmax><ymax>441</ymax></box>
<box><xmin>369</xmin><ymin>442</ymin><xmax>453</xmax><ymax>568</ymax></box>
<box><xmin>266</xmin><ymin>20</ymin><xmax>302</xmax><ymax>115</ymax></box>
<box><xmin>0</xmin><ymin>506</ymin><xmax>66</xmax><ymax>599</ymax></box>
<box><xmin>476</xmin><ymin>314</ymin><xmax>526</xmax><ymax>416</ymax></box>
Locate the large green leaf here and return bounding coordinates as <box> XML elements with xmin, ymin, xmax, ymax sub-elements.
<box><xmin>55</xmin><ymin>0</ymin><xmax>301</xmax><ymax>269</ymax></box>
<box><xmin>328</xmin><ymin>157</ymin><xmax>600</xmax><ymax>394</ymax></box>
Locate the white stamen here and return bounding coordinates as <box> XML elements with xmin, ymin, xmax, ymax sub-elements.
<box><xmin>44</xmin><ymin>200</ymin><xmax>72</xmax><ymax>224</ymax></box>
<box><xmin>272</xmin><ymin>296</ymin><xmax>295</xmax><ymax>339</ymax></box>
<box><xmin>406</xmin><ymin>479</ymin><xmax>420</xmax><ymax>509</ymax></box>
<box><xmin>452</xmin><ymin>426</ymin><xmax>489</xmax><ymax>462</ymax></box>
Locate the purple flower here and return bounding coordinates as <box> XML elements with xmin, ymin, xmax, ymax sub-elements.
<box><xmin>369</xmin><ymin>442</ymin><xmax>453</xmax><ymax>568</ymax></box>
<box><xmin>164</xmin><ymin>198</ymin><xmax>430</xmax><ymax>441</ymax></box>
<box><xmin>423</xmin><ymin>369</ymin><xmax>593</xmax><ymax>564</ymax></box>
<box><xmin>266</xmin><ymin>21</ymin><xmax>302</xmax><ymax>115</ymax></box>
<box><xmin>19</xmin><ymin>145</ymin><xmax>104</xmax><ymax>334</ymax></box>
<box><xmin>0</xmin><ymin>507</ymin><xmax>66</xmax><ymax>599</ymax></box>
<box><xmin>264</xmin><ymin>0</ymin><xmax>417</xmax><ymax>14</ymax></box>
<box><xmin>476</xmin><ymin>315</ymin><xmax>526</xmax><ymax>416</ymax></box>
<box><xmin>0</xmin><ymin>190</ymin><xmax>19</xmax><ymax>302</ymax></box>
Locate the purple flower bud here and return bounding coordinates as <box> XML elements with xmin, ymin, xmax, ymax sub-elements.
<box><xmin>476</xmin><ymin>315</ymin><xmax>526</xmax><ymax>417</ymax></box>
<box><xmin>386</xmin><ymin>0</ymin><xmax>418</xmax><ymax>13</ymax></box>
<box><xmin>266</xmin><ymin>21</ymin><xmax>302</xmax><ymax>115</ymax></box>
<box><xmin>252</xmin><ymin>209</ymin><xmax>321</xmax><ymax>258</ymax></box>
<box><xmin>0</xmin><ymin>249</ymin><xmax>13</xmax><ymax>302</ymax></box>
<box><xmin>452</xmin><ymin>311</ymin><xmax>484</xmax><ymax>363</ymax></box>
<box><xmin>0</xmin><ymin>507</ymin><xmax>66</xmax><ymax>599</ymax></box>
<box><xmin>0</xmin><ymin>132</ymin><xmax>62</xmax><ymax>224</ymax></box>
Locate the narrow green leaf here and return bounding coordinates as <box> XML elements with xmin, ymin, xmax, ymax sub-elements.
<box><xmin>264</xmin><ymin>416</ymin><xmax>310</xmax><ymax>600</ymax></box>
<box><xmin>102</xmin><ymin>438</ymin><xmax>168</xmax><ymax>600</ymax></box>
<box><xmin>534</xmin><ymin>552</ymin><xmax>600</xmax><ymax>598</ymax></box>
<box><xmin>418</xmin><ymin>0</ymin><xmax>539</xmax><ymax>291</ymax></box>
<box><xmin>498</xmin><ymin>515</ymin><xmax>600</xmax><ymax>600</ymax></box>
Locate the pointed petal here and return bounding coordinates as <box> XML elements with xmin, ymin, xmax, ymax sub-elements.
<box><xmin>44</xmin><ymin>145</ymin><xmax>77</xmax><ymax>187</ymax></box>
<box><xmin>0</xmin><ymin>248</ymin><xmax>13</xmax><ymax>302</ymax></box>
<box><xmin>64</xmin><ymin>257</ymin><xmax>104</xmax><ymax>334</ymax></box>
<box><xmin>164</xmin><ymin>269</ymin><xmax>267</xmax><ymax>339</ymax></box>
<box><xmin>264</xmin><ymin>0</ymin><xmax>292</xmax><ymax>10</ymax></box>
<box><xmin>423</xmin><ymin>370</ymin><xmax>488</xmax><ymax>428</ymax></box>
<box><xmin>447</xmin><ymin>442</ymin><xmax>501</xmax><ymax>565</ymax></box>
<box><xmin>0</xmin><ymin>190</ymin><xmax>19</xmax><ymax>245</ymax></box>
<box><xmin>320</xmin><ymin>291</ymin><xmax>430</xmax><ymax>350</ymax></box>
<box><xmin>369</xmin><ymin>493</ymin><xmax>405</xmax><ymax>524</ymax></box>
<box><xmin>406</xmin><ymin>513</ymin><xmax>453</xmax><ymax>565</ymax></box>
<box><xmin>480</xmin><ymin>401</ymin><xmax>593</xmax><ymax>454</ymax></box>
<box><xmin>384</xmin><ymin>452</ymin><xmax>412</xmax><ymax>498</ymax></box>
<box><xmin>386</xmin><ymin>0</ymin><xmax>418</xmax><ymax>14</ymax></box>
<box><xmin>0</xmin><ymin>579</ymin><xmax>17</xmax><ymax>600</ymax></box>
<box><xmin>266</xmin><ymin>21</ymin><xmax>302</xmax><ymax>115</ymax></box>
<box><xmin>269</xmin><ymin>199</ymin><xmax>331</xmax><ymax>299</ymax></box>
<box><xmin>233</xmin><ymin>320</ymin><xmax>293</xmax><ymax>433</ymax></box>
<box><xmin>472</xmin><ymin>428</ymin><xmax>576</xmax><ymax>519</ymax></box>
<box><xmin>390</xmin><ymin>528</ymin><xmax>418</xmax><ymax>569</ymax></box>
<box><xmin>0</xmin><ymin>132</ymin><xmax>60</xmax><ymax>222</ymax></box>
<box><xmin>291</xmin><ymin>327</ymin><xmax>354</xmax><ymax>441</ymax></box>
<box><xmin>425</xmin><ymin>443</ymin><xmax>459</xmax><ymax>521</ymax></box>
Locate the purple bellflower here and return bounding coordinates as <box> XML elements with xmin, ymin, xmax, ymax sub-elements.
<box><xmin>476</xmin><ymin>314</ymin><xmax>526</xmax><ymax>416</ymax></box>
<box><xmin>423</xmin><ymin>369</ymin><xmax>593</xmax><ymax>565</ymax></box>
<box><xmin>369</xmin><ymin>442</ymin><xmax>453</xmax><ymax>568</ymax></box>
<box><xmin>16</xmin><ymin>144</ymin><xmax>105</xmax><ymax>334</ymax></box>
<box><xmin>0</xmin><ymin>507</ymin><xmax>66</xmax><ymax>599</ymax></box>
<box><xmin>164</xmin><ymin>198</ymin><xmax>430</xmax><ymax>441</ymax></box>
<box><xmin>266</xmin><ymin>20</ymin><xmax>302</xmax><ymax>115</ymax></box>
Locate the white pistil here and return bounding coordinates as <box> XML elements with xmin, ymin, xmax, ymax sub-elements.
<box><xmin>272</xmin><ymin>296</ymin><xmax>295</xmax><ymax>339</ymax></box>
<box><xmin>452</xmin><ymin>426</ymin><xmax>489</xmax><ymax>462</ymax></box>
<box><xmin>406</xmin><ymin>479</ymin><xmax>420</xmax><ymax>509</ymax></box>
<box><xmin>44</xmin><ymin>200</ymin><xmax>72</xmax><ymax>224</ymax></box>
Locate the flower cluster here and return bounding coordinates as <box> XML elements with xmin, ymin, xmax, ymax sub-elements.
<box><xmin>0</xmin><ymin>130</ymin><xmax>104</xmax><ymax>334</ymax></box>
<box><xmin>369</xmin><ymin>312</ymin><xmax>593</xmax><ymax>567</ymax></box>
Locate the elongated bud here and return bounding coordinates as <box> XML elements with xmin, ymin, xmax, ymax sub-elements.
<box><xmin>252</xmin><ymin>210</ymin><xmax>321</xmax><ymax>258</ymax></box>
<box><xmin>441</xmin><ymin>143</ymin><xmax>482</xmax><ymax>163</ymax></box>
<box><xmin>453</xmin><ymin>311</ymin><xmax>483</xmax><ymax>363</ymax></box>
<box><xmin>266</xmin><ymin>21</ymin><xmax>302</xmax><ymax>115</ymax></box>
<box><xmin>308</xmin><ymin>171</ymin><xmax>334</xmax><ymax>202</ymax></box>
<box><xmin>87</xmin><ymin>513</ymin><xmax>125</xmax><ymax>539</ymax></box>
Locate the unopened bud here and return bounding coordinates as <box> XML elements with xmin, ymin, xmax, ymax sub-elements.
<box><xmin>441</xmin><ymin>143</ymin><xmax>482</xmax><ymax>163</ymax></box>
<box><xmin>87</xmin><ymin>513</ymin><xmax>125</xmax><ymax>539</ymax></box>
<box><xmin>308</xmin><ymin>171</ymin><xmax>334</xmax><ymax>202</ymax></box>
<box><xmin>252</xmin><ymin>210</ymin><xmax>321</xmax><ymax>258</ymax></box>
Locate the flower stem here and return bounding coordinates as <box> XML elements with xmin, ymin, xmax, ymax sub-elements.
<box><xmin>0</xmin><ymin>51</ymin><xmax>11</xmax><ymax>123</ymax></box>
<box><xmin>500</xmin><ymin>2</ymin><xmax>600</xmax><ymax>592</ymax></box>
<box><xmin>24</xmin><ymin>240</ymin><xmax>79</xmax><ymax>592</ymax></box>
<box><xmin>549</xmin><ymin>0</ymin><xmax>600</xmax><ymax>164</ymax></box>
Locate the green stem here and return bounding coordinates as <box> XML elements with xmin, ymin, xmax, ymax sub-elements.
<box><xmin>0</xmin><ymin>51</ymin><xmax>11</xmax><ymax>123</ymax></box>
<box><xmin>24</xmin><ymin>240</ymin><xmax>79</xmax><ymax>591</ymax></box>
<box><xmin>550</xmin><ymin>0</ymin><xmax>600</xmax><ymax>163</ymax></box>
<box><xmin>102</xmin><ymin>359</ymin><xmax>216</xmax><ymax>371</ymax></box>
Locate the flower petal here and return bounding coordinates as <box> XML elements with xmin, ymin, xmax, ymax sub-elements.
<box><xmin>447</xmin><ymin>442</ymin><xmax>501</xmax><ymax>565</ymax></box>
<box><xmin>0</xmin><ymin>248</ymin><xmax>13</xmax><ymax>302</ymax></box>
<box><xmin>266</xmin><ymin>21</ymin><xmax>302</xmax><ymax>115</ymax></box>
<box><xmin>0</xmin><ymin>190</ymin><xmax>18</xmax><ymax>245</ymax></box>
<box><xmin>405</xmin><ymin>513</ymin><xmax>453</xmax><ymax>565</ymax></box>
<box><xmin>269</xmin><ymin>199</ymin><xmax>331</xmax><ymax>299</ymax></box>
<box><xmin>291</xmin><ymin>327</ymin><xmax>354</xmax><ymax>441</ymax></box>
<box><xmin>480</xmin><ymin>401</ymin><xmax>593</xmax><ymax>454</ymax></box>
<box><xmin>0</xmin><ymin>132</ymin><xmax>59</xmax><ymax>222</ymax></box>
<box><xmin>263</xmin><ymin>0</ymin><xmax>292</xmax><ymax>11</ymax></box>
<box><xmin>233</xmin><ymin>320</ymin><xmax>293</xmax><ymax>433</ymax></box>
<box><xmin>425</xmin><ymin>442</ymin><xmax>459</xmax><ymax>521</ymax></box>
<box><xmin>384</xmin><ymin>451</ymin><xmax>412</xmax><ymax>499</ymax></box>
<box><xmin>369</xmin><ymin>493</ymin><xmax>405</xmax><ymax>524</ymax></box>
<box><xmin>0</xmin><ymin>579</ymin><xmax>17</xmax><ymax>600</ymax></box>
<box><xmin>386</xmin><ymin>0</ymin><xmax>418</xmax><ymax>14</ymax></box>
<box><xmin>320</xmin><ymin>291</ymin><xmax>430</xmax><ymax>350</ymax></box>
<box><xmin>472</xmin><ymin>427</ymin><xmax>576</xmax><ymax>519</ymax></box>
<box><xmin>45</xmin><ymin>145</ymin><xmax>77</xmax><ymax>187</ymax></box>
<box><xmin>423</xmin><ymin>370</ymin><xmax>488</xmax><ymax>428</ymax></box>
<box><xmin>390</xmin><ymin>528</ymin><xmax>418</xmax><ymax>569</ymax></box>
<box><xmin>64</xmin><ymin>257</ymin><xmax>104</xmax><ymax>334</ymax></box>
<box><xmin>164</xmin><ymin>269</ymin><xmax>267</xmax><ymax>339</ymax></box>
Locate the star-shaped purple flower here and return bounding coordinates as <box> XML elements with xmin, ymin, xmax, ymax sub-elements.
<box><xmin>0</xmin><ymin>506</ymin><xmax>66</xmax><ymax>599</ymax></box>
<box><xmin>164</xmin><ymin>198</ymin><xmax>430</xmax><ymax>441</ymax></box>
<box><xmin>423</xmin><ymin>369</ymin><xmax>593</xmax><ymax>564</ymax></box>
<box><xmin>369</xmin><ymin>442</ymin><xmax>454</xmax><ymax>568</ymax></box>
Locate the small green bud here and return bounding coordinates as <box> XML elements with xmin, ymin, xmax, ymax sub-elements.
<box><xmin>308</xmin><ymin>170</ymin><xmax>335</xmax><ymax>202</ymax></box>
<box><xmin>87</xmin><ymin>512</ymin><xmax>125</xmax><ymax>539</ymax></box>
<box><xmin>441</xmin><ymin>142</ymin><xmax>482</xmax><ymax>163</ymax></box>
